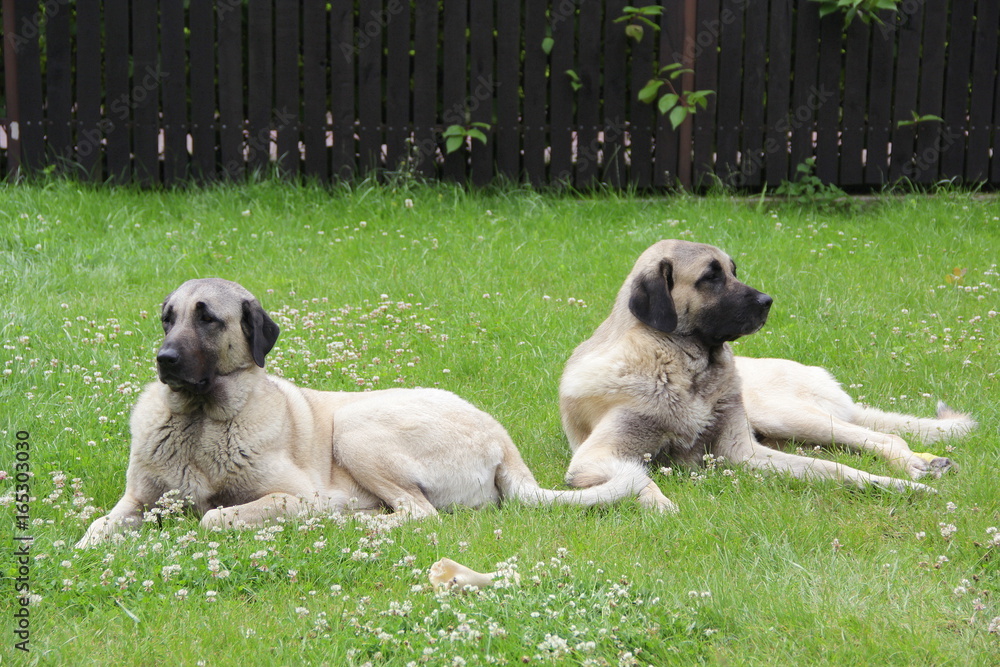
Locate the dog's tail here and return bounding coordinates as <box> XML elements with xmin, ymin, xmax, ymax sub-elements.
<box><xmin>854</xmin><ymin>401</ymin><xmax>977</xmax><ymax>443</ymax></box>
<box><xmin>496</xmin><ymin>453</ymin><xmax>649</xmax><ymax>508</ymax></box>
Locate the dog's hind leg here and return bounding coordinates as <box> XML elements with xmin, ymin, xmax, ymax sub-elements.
<box><xmin>754</xmin><ymin>407</ymin><xmax>951</xmax><ymax>481</ymax></box>
<box><xmin>853</xmin><ymin>401</ymin><xmax>976</xmax><ymax>443</ymax></box>
<box><xmin>715</xmin><ymin>407</ymin><xmax>936</xmax><ymax>492</ymax></box>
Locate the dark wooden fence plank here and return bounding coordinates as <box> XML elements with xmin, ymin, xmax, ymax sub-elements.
<box><xmin>190</xmin><ymin>0</ymin><xmax>217</xmax><ymax>181</ymax></box>
<box><xmin>161</xmin><ymin>0</ymin><xmax>188</xmax><ymax>184</ymax></box>
<box><xmin>357</xmin><ymin>0</ymin><xmax>384</xmax><ymax>175</ymax></box>
<box><xmin>275</xmin><ymin>1</ymin><xmax>301</xmax><ymax>176</ymax></box>
<box><xmin>411</xmin><ymin>0</ymin><xmax>437</xmax><ymax>178</ymax></box>
<box><xmin>218</xmin><ymin>0</ymin><xmax>245</xmax><ymax>181</ymax></box>
<box><xmin>740</xmin><ymin>0</ymin><xmax>767</xmax><ymax>188</ymax></box>
<box><xmin>247</xmin><ymin>0</ymin><xmax>273</xmax><ymax>177</ymax></box>
<box><xmin>44</xmin><ymin>1</ymin><xmax>72</xmax><ymax>166</ymax></box>
<box><xmin>303</xmin><ymin>0</ymin><xmax>329</xmax><ymax>181</ymax></box>
<box><xmin>385</xmin><ymin>0</ymin><xmax>411</xmax><ymax>175</ymax></box>
<box><xmin>469</xmin><ymin>0</ymin><xmax>494</xmax><ymax>186</ymax></box>
<box><xmin>888</xmin><ymin>2</ymin><xmax>922</xmax><ymax>182</ymax></box>
<box><xmin>104</xmin><ymin>0</ymin><xmax>131</xmax><ymax>182</ymax></box>
<box><xmin>550</xmin><ymin>0</ymin><xmax>575</xmax><ymax>184</ymax></box>
<box><xmin>132</xmin><ymin>0</ymin><xmax>160</xmax><ymax>185</ymax></box>
<box><xmin>939</xmin><ymin>0</ymin><xmax>974</xmax><ymax>181</ymax></box>
<box><xmin>839</xmin><ymin>18</ymin><xmax>869</xmax><ymax>187</ymax></box>
<box><xmin>603</xmin><ymin>0</ymin><xmax>627</xmax><ymax>187</ymax></box>
<box><xmin>993</xmin><ymin>37</ymin><xmax>1000</xmax><ymax>183</ymax></box>
<box><xmin>496</xmin><ymin>0</ymin><xmax>522</xmax><ymax>182</ymax></box>
<box><xmin>864</xmin><ymin>11</ymin><xmax>894</xmax><ymax>184</ymax></box>
<box><xmin>764</xmin><ymin>0</ymin><xmax>792</xmax><ymax>187</ymax></box>
<box><xmin>789</xmin><ymin>0</ymin><xmax>820</xmax><ymax>173</ymax></box>
<box><xmin>814</xmin><ymin>15</ymin><xmax>842</xmax><ymax>184</ymax></box>
<box><xmin>715</xmin><ymin>0</ymin><xmax>744</xmax><ymax>185</ymax></box>
<box><xmin>574</xmin><ymin>0</ymin><xmax>601</xmax><ymax>187</ymax></box>
<box><xmin>967</xmin><ymin>1</ymin><xmax>999</xmax><ymax>182</ymax></box>
<box><xmin>691</xmin><ymin>0</ymin><xmax>719</xmax><ymax>188</ymax></box>
<box><xmin>441</xmin><ymin>0</ymin><xmax>468</xmax><ymax>181</ymax></box>
<box><xmin>913</xmin><ymin>0</ymin><xmax>947</xmax><ymax>184</ymax></box>
<box><xmin>11</xmin><ymin>0</ymin><xmax>44</xmax><ymax>172</ymax></box>
<box><xmin>628</xmin><ymin>14</ymin><xmax>654</xmax><ymax>189</ymax></box>
<box><xmin>330</xmin><ymin>1</ymin><xmax>356</xmax><ymax>179</ymax></box>
<box><xmin>74</xmin><ymin>0</ymin><xmax>102</xmax><ymax>180</ymax></box>
<box><xmin>522</xmin><ymin>0</ymin><xmax>547</xmax><ymax>185</ymax></box>
<box><xmin>654</xmin><ymin>0</ymin><xmax>683</xmax><ymax>188</ymax></box>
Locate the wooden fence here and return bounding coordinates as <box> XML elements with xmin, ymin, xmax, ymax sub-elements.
<box><xmin>1</xmin><ymin>0</ymin><xmax>998</xmax><ymax>190</ymax></box>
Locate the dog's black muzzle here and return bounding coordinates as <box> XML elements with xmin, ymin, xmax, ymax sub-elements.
<box><xmin>156</xmin><ymin>344</ymin><xmax>216</xmax><ymax>394</ymax></box>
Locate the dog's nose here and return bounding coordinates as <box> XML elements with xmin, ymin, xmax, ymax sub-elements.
<box><xmin>157</xmin><ymin>348</ymin><xmax>180</xmax><ymax>366</ymax></box>
<box><xmin>757</xmin><ymin>293</ymin><xmax>773</xmax><ymax>309</ymax></box>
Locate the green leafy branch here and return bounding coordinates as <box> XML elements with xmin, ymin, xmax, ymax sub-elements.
<box><xmin>809</xmin><ymin>0</ymin><xmax>901</xmax><ymax>28</ymax></box>
<box><xmin>613</xmin><ymin>5</ymin><xmax>664</xmax><ymax>43</ymax></box>
<box><xmin>442</xmin><ymin>122</ymin><xmax>491</xmax><ymax>154</ymax></box>
<box><xmin>638</xmin><ymin>63</ymin><xmax>714</xmax><ymax>130</ymax></box>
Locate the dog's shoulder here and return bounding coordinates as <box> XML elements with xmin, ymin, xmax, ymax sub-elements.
<box><xmin>563</xmin><ymin>325</ymin><xmax>696</xmax><ymax>394</ymax></box>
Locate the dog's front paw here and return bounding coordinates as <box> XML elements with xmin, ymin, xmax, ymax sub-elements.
<box><xmin>911</xmin><ymin>452</ymin><xmax>956</xmax><ymax>479</ymax></box>
<box><xmin>200</xmin><ymin>508</ymin><xmax>232</xmax><ymax>529</ymax></box>
<box><xmin>638</xmin><ymin>484</ymin><xmax>679</xmax><ymax>513</ymax></box>
<box><xmin>75</xmin><ymin>515</ymin><xmax>114</xmax><ymax>549</ymax></box>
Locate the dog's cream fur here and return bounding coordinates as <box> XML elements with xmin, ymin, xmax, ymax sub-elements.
<box><xmin>77</xmin><ymin>279</ymin><xmax>644</xmax><ymax>547</ymax></box>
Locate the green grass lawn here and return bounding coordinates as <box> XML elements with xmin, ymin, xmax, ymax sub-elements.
<box><xmin>2</xmin><ymin>180</ymin><xmax>998</xmax><ymax>666</ymax></box>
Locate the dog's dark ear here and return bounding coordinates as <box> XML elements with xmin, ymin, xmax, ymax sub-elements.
<box><xmin>241</xmin><ymin>300</ymin><xmax>280</xmax><ymax>368</ymax></box>
<box><xmin>628</xmin><ymin>259</ymin><xmax>677</xmax><ymax>333</ymax></box>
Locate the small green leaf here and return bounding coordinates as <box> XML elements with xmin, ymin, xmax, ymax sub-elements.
<box><xmin>637</xmin><ymin>16</ymin><xmax>661</xmax><ymax>31</ymax></box>
<box><xmin>638</xmin><ymin>80</ymin><xmax>664</xmax><ymax>104</ymax></box>
<box><xmin>657</xmin><ymin>93</ymin><xmax>679</xmax><ymax>115</ymax></box>
<box><xmin>669</xmin><ymin>105</ymin><xmax>688</xmax><ymax>130</ymax></box>
<box><xmin>541</xmin><ymin>37</ymin><xmax>554</xmax><ymax>55</ymax></box>
<box><xmin>442</xmin><ymin>125</ymin><xmax>464</xmax><ymax>138</ymax></box>
<box><xmin>445</xmin><ymin>135</ymin><xmax>464</xmax><ymax>154</ymax></box>
<box><xmin>467</xmin><ymin>129</ymin><xmax>488</xmax><ymax>145</ymax></box>
<box><xmin>625</xmin><ymin>24</ymin><xmax>644</xmax><ymax>42</ymax></box>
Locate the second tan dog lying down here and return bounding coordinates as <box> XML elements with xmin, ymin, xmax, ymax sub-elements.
<box><xmin>559</xmin><ymin>239</ymin><xmax>941</xmax><ymax>512</ymax></box>
<box><xmin>77</xmin><ymin>278</ymin><xmax>645</xmax><ymax>547</ymax></box>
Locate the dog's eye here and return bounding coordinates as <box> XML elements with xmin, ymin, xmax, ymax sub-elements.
<box><xmin>698</xmin><ymin>266</ymin><xmax>724</xmax><ymax>287</ymax></box>
<box><xmin>200</xmin><ymin>313</ymin><xmax>216</xmax><ymax>324</ymax></box>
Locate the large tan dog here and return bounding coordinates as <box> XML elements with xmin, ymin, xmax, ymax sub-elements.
<box><xmin>559</xmin><ymin>240</ymin><xmax>971</xmax><ymax>512</ymax></box>
<box><xmin>77</xmin><ymin>279</ymin><xmax>644</xmax><ymax>547</ymax></box>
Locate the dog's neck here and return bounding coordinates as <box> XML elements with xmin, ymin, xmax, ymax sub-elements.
<box><xmin>164</xmin><ymin>365</ymin><xmax>265</xmax><ymax>421</ymax></box>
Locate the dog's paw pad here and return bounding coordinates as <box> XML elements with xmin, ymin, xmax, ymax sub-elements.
<box><xmin>914</xmin><ymin>452</ymin><xmax>956</xmax><ymax>477</ymax></box>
